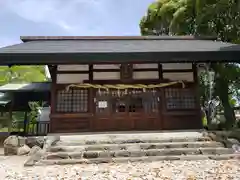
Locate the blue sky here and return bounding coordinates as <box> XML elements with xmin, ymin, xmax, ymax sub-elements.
<box><xmin>0</xmin><ymin>0</ymin><xmax>154</xmax><ymax>47</ymax></box>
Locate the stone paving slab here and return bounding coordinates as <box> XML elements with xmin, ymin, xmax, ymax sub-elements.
<box><xmin>57</xmin><ymin>131</ymin><xmax>204</xmax><ymax>145</ymax></box>
<box><xmin>45</xmin><ymin>147</ymin><xmax>233</xmax><ymax>160</ymax></box>
<box><xmin>37</xmin><ymin>154</ymin><xmax>240</xmax><ymax>166</ymax></box>
<box><xmin>50</xmin><ymin>141</ymin><xmax>224</xmax><ymax>152</ymax></box>
<box><xmin>57</xmin><ymin>137</ymin><xmax>211</xmax><ymax>146</ymax></box>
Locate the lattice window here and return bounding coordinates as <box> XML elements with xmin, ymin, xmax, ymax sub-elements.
<box><xmin>165</xmin><ymin>88</ymin><xmax>195</xmax><ymax>110</ymax></box>
<box><xmin>146</xmin><ymin>89</ymin><xmax>159</xmax><ymax>113</ymax></box>
<box><xmin>95</xmin><ymin>89</ymin><xmax>159</xmax><ymax>113</ymax></box>
<box><xmin>72</xmin><ymin>89</ymin><xmax>88</xmax><ymax>112</ymax></box>
<box><xmin>128</xmin><ymin>89</ymin><xmax>143</xmax><ymax>112</ymax></box>
<box><xmin>56</xmin><ymin>89</ymin><xmax>88</xmax><ymax>113</ymax></box>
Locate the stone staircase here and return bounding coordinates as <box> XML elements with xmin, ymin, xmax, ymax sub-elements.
<box><xmin>35</xmin><ymin>132</ymin><xmax>239</xmax><ymax>166</ymax></box>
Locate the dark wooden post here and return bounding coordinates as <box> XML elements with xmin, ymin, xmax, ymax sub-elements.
<box><xmin>8</xmin><ymin>102</ymin><xmax>13</xmax><ymax>135</ymax></box>
<box><xmin>193</xmin><ymin>63</ymin><xmax>203</xmax><ymax>128</ymax></box>
<box><xmin>89</xmin><ymin>64</ymin><xmax>94</xmax><ymax>130</ymax></box>
<box><xmin>49</xmin><ymin>65</ymin><xmax>57</xmax><ymax>133</ymax></box>
<box><xmin>23</xmin><ymin>111</ymin><xmax>28</xmax><ymax>136</ymax></box>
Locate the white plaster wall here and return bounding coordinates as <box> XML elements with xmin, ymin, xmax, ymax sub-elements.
<box><xmin>163</xmin><ymin>72</ymin><xmax>194</xmax><ymax>82</ymax></box>
<box><xmin>93</xmin><ymin>72</ymin><xmax>120</xmax><ymax>80</ymax></box>
<box><xmin>133</xmin><ymin>71</ymin><xmax>159</xmax><ymax>79</ymax></box>
<box><xmin>93</xmin><ymin>64</ymin><xmax>120</xmax><ymax>69</ymax></box>
<box><xmin>133</xmin><ymin>63</ymin><xmax>158</xmax><ymax>69</ymax></box>
<box><xmin>162</xmin><ymin>63</ymin><xmax>192</xmax><ymax>70</ymax></box>
<box><xmin>57</xmin><ymin>74</ymin><xmax>89</xmax><ymax>84</ymax></box>
<box><xmin>57</xmin><ymin>65</ymin><xmax>89</xmax><ymax>71</ymax></box>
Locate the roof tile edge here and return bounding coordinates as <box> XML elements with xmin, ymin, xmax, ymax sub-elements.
<box><xmin>20</xmin><ymin>36</ymin><xmax>217</xmax><ymax>42</ymax></box>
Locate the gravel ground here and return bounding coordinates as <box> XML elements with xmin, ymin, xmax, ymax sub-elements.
<box><xmin>0</xmin><ymin>155</ymin><xmax>240</xmax><ymax>180</ymax></box>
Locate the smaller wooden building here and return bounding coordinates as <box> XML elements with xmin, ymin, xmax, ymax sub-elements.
<box><xmin>0</xmin><ymin>36</ymin><xmax>239</xmax><ymax>133</ymax></box>
<box><xmin>0</xmin><ymin>82</ymin><xmax>51</xmax><ymax>135</ymax></box>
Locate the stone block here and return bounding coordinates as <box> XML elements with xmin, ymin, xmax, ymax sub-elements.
<box><xmin>107</xmin><ymin>145</ymin><xmax>122</xmax><ymax>151</ymax></box>
<box><xmin>98</xmin><ymin>151</ymin><xmax>113</xmax><ymax>158</ymax></box>
<box><xmin>26</xmin><ymin>137</ymin><xmax>44</xmax><ymax>148</ymax></box>
<box><xmin>29</xmin><ymin>146</ymin><xmax>41</xmax><ymax>156</ymax></box>
<box><xmin>68</xmin><ymin>152</ymin><xmax>83</xmax><ymax>159</ymax></box>
<box><xmin>88</xmin><ymin>158</ymin><xmax>113</xmax><ymax>164</ymax></box>
<box><xmin>208</xmin><ymin>154</ymin><xmax>236</xmax><ymax>160</ymax></box>
<box><xmin>126</xmin><ymin>144</ymin><xmax>141</xmax><ymax>151</ymax></box>
<box><xmin>200</xmin><ymin>148</ymin><xmax>234</xmax><ymax>155</ymax></box>
<box><xmin>85</xmin><ymin>140</ymin><xmax>97</xmax><ymax>145</ymax></box>
<box><xmin>46</xmin><ymin>153</ymin><xmax>69</xmax><ymax>160</ymax></box>
<box><xmin>130</xmin><ymin>157</ymin><xmax>148</xmax><ymax>162</ymax></box>
<box><xmin>53</xmin><ymin>159</ymin><xmax>86</xmax><ymax>165</ymax></box>
<box><xmin>4</xmin><ymin>145</ymin><xmax>18</xmax><ymax>156</ymax></box>
<box><xmin>114</xmin><ymin>150</ymin><xmax>130</xmax><ymax>157</ymax></box>
<box><xmin>17</xmin><ymin>144</ymin><xmax>30</xmax><ymax>156</ymax></box>
<box><xmin>24</xmin><ymin>149</ymin><xmax>45</xmax><ymax>166</ymax></box>
<box><xmin>18</xmin><ymin>137</ymin><xmax>27</xmax><ymax>146</ymax></box>
<box><xmin>145</xmin><ymin>150</ymin><xmax>162</xmax><ymax>156</ymax></box>
<box><xmin>4</xmin><ymin>136</ymin><xmax>19</xmax><ymax>147</ymax></box>
<box><xmin>179</xmin><ymin>155</ymin><xmax>209</xmax><ymax>161</ymax></box>
<box><xmin>128</xmin><ymin>150</ymin><xmax>145</xmax><ymax>157</ymax></box>
<box><xmin>85</xmin><ymin>145</ymin><xmax>105</xmax><ymax>151</ymax></box>
<box><xmin>112</xmin><ymin>157</ymin><xmax>130</xmax><ymax>163</ymax></box>
<box><xmin>83</xmin><ymin>151</ymin><xmax>99</xmax><ymax>159</ymax></box>
<box><xmin>147</xmin><ymin>156</ymin><xmax>180</xmax><ymax>161</ymax></box>
<box><xmin>140</xmin><ymin>144</ymin><xmax>157</xmax><ymax>150</ymax></box>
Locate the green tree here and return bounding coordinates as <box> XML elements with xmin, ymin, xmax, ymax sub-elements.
<box><xmin>140</xmin><ymin>0</ymin><xmax>240</xmax><ymax>129</ymax></box>
<box><xmin>0</xmin><ymin>65</ymin><xmax>47</xmax><ymax>85</ymax></box>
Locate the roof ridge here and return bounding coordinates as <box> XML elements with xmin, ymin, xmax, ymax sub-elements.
<box><xmin>20</xmin><ymin>36</ymin><xmax>217</xmax><ymax>42</ymax></box>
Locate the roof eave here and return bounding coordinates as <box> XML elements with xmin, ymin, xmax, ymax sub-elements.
<box><xmin>0</xmin><ymin>51</ymin><xmax>239</xmax><ymax>65</ymax></box>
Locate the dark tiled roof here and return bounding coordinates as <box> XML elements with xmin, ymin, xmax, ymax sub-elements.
<box><xmin>0</xmin><ymin>36</ymin><xmax>239</xmax><ymax>64</ymax></box>
<box><xmin>0</xmin><ymin>38</ymin><xmax>238</xmax><ymax>54</ymax></box>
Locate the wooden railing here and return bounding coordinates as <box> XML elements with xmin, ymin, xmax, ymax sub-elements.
<box><xmin>12</xmin><ymin>121</ymin><xmax>50</xmax><ymax>136</ymax></box>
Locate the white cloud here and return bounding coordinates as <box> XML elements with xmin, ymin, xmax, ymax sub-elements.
<box><xmin>2</xmin><ymin>0</ymin><xmax>108</xmax><ymax>34</ymax></box>
<box><xmin>1</xmin><ymin>0</ymin><xmax>154</xmax><ymax>37</ymax></box>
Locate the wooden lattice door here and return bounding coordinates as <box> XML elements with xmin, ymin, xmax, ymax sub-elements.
<box><xmin>94</xmin><ymin>88</ymin><xmax>162</xmax><ymax>131</ymax></box>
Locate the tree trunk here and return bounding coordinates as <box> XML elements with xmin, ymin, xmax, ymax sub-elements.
<box><xmin>215</xmin><ymin>75</ymin><xmax>236</xmax><ymax>129</ymax></box>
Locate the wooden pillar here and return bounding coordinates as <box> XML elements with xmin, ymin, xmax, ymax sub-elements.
<box><xmin>158</xmin><ymin>63</ymin><xmax>164</xmax><ymax>129</ymax></box>
<box><xmin>193</xmin><ymin>63</ymin><xmax>203</xmax><ymax>128</ymax></box>
<box><xmin>49</xmin><ymin>65</ymin><xmax>57</xmax><ymax>133</ymax></box>
<box><xmin>23</xmin><ymin>111</ymin><xmax>28</xmax><ymax>136</ymax></box>
<box><xmin>8</xmin><ymin>102</ymin><xmax>13</xmax><ymax>135</ymax></box>
<box><xmin>89</xmin><ymin>64</ymin><xmax>94</xmax><ymax>130</ymax></box>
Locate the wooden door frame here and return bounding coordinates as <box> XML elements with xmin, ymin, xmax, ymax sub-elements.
<box><xmin>92</xmin><ymin>81</ymin><xmax>163</xmax><ymax>131</ymax></box>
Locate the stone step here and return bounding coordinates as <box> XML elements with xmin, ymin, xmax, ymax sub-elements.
<box><xmin>45</xmin><ymin>147</ymin><xmax>234</xmax><ymax>160</ymax></box>
<box><xmin>36</xmin><ymin>154</ymin><xmax>240</xmax><ymax>166</ymax></box>
<box><xmin>56</xmin><ymin>137</ymin><xmax>211</xmax><ymax>146</ymax></box>
<box><xmin>50</xmin><ymin>141</ymin><xmax>224</xmax><ymax>153</ymax></box>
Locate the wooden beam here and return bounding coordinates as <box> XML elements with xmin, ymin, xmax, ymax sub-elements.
<box><xmin>56</xmin><ymin>70</ymin><xmax>89</xmax><ymax>74</ymax></box>
<box><xmin>162</xmin><ymin>69</ymin><xmax>193</xmax><ymax>73</ymax></box>
<box><xmin>50</xmin><ymin>66</ymin><xmax>57</xmax><ymax>133</ymax></box>
<box><xmin>158</xmin><ymin>63</ymin><xmax>163</xmax><ymax>80</ymax></box>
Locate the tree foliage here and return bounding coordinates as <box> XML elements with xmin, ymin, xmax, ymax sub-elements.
<box><xmin>140</xmin><ymin>0</ymin><xmax>240</xmax><ymax>129</ymax></box>
<box><xmin>0</xmin><ymin>65</ymin><xmax>47</xmax><ymax>85</ymax></box>
<box><xmin>140</xmin><ymin>0</ymin><xmax>240</xmax><ymax>40</ymax></box>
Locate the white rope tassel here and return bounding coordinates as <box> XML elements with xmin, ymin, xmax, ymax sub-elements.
<box><xmin>117</xmin><ymin>89</ymin><xmax>121</xmax><ymax>97</ymax></box>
